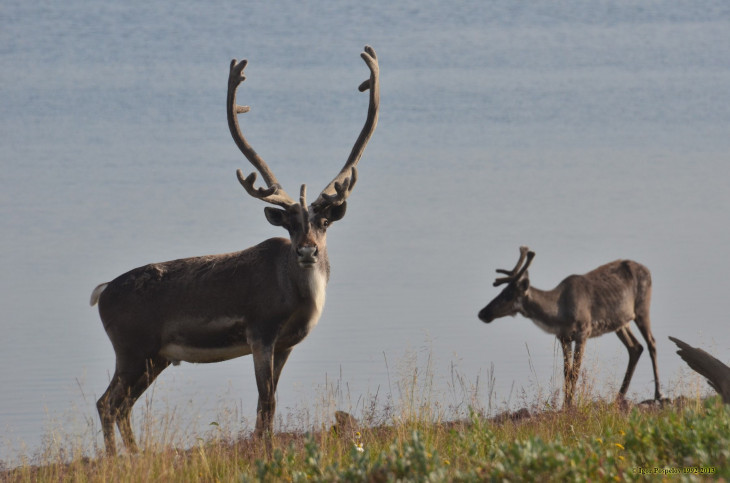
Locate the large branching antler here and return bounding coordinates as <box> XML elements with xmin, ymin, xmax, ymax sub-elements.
<box><xmin>494</xmin><ymin>246</ymin><xmax>535</xmax><ymax>286</ymax></box>
<box><xmin>311</xmin><ymin>46</ymin><xmax>380</xmax><ymax>211</ymax></box>
<box><xmin>228</xmin><ymin>58</ymin><xmax>296</xmax><ymax>208</ymax></box>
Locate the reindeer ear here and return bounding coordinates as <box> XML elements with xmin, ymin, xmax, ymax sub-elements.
<box><xmin>327</xmin><ymin>201</ymin><xmax>347</xmax><ymax>223</ymax></box>
<box><xmin>264</xmin><ymin>207</ymin><xmax>289</xmax><ymax>227</ymax></box>
<box><xmin>317</xmin><ymin>201</ymin><xmax>347</xmax><ymax>224</ymax></box>
<box><xmin>517</xmin><ymin>276</ymin><xmax>530</xmax><ymax>292</ymax></box>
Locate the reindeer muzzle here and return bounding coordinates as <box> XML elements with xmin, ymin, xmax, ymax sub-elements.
<box><xmin>478</xmin><ymin>305</ymin><xmax>498</xmax><ymax>323</ymax></box>
<box><xmin>296</xmin><ymin>245</ymin><xmax>318</xmax><ymax>267</ymax></box>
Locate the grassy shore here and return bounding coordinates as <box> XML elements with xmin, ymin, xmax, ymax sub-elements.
<box><xmin>3</xmin><ymin>392</ymin><xmax>728</xmax><ymax>482</ymax></box>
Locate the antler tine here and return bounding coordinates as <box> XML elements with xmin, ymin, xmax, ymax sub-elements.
<box><xmin>299</xmin><ymin>184</ymin><xmax>307</xmax><ymax>208</ymax></box>
<box><xmin>299</xmin><ymin>184</ymin><xmax>310</xmax><ymax>233</ymax></box>
<box><xmin>228</xmin><ymin>58</ymin><xmax>296</xmax><ymax>208</ymax></box>
<box><xmin>495</xmin><ymin>246</ymin><xmax>529</xmax><ymax>276</ymax></box>
<box><xmin>494</xmin><ymin>246</ymin><xmax>535</xmax><ymax>286</ymax></box>
<box><xmin>318</xmin><ymin>167</ymin><xmax>357</xmax><ymax>205</ymax></box>
<box><xmin>513</xmin><ymin>250</ymin><xmax>535</xmax><ymax>280</ymax></box>
<box><xmin>312</xmin><ymin>46</ymin><xmax>379</xmax><ymax>210</ymax></box>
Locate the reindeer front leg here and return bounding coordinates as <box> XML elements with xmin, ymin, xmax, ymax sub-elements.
<box><xmin>272</xmin><ymin>347</ymin><xmax>293</xmax><ymax>390</ymax></box>
<box><xmin>559</xmin><ymin>336</ymin><xmax>574</xmax><ymax>406</ymax></box>
<box><xmin>252</xmin><ymin>342</ymin><xmax>276</xmax><ymax>437</ymax></box>
<box><xmin>568</xmin><ymin>338</ymin><xmax>586</xmax><ymax>406</ymax></box>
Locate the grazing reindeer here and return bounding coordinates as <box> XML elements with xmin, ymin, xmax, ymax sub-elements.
<box><xmin>90</xmin><ymin>46</ymin><xmax>379</xmax><ymax>454</ymax></box>
<box><xmin>478</xmin><ymin>246</ymin><xmax>663</xmax><ymax>407</ymax></box>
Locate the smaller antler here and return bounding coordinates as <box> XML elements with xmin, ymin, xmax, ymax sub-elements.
<box><xmin>494</xmin><ymin>246</ymin><xmax>535</xmax><ymax>286</ymax></box>
<box><xmin>228</xmin><ymin>58</ymin><xmax>296</xmax><ymax>208</ymax></box>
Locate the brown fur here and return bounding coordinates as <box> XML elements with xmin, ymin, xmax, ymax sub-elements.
<box><xmin>91</xmin><ymin>46</ymin><xmax>379</xmax><ymax>454</ymax></box>
<box><xmin>479</xmin><ymin>248</ymin><xmax>663</xmax><ymax>407</ymax></box>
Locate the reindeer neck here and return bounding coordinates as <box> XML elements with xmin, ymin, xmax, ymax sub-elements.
<box><xmin>521</xmin><ymin>286</ymin><xmax>563</xmax><ymax>327</ymax></box>
<box><xmin>285</xmin><ymin>248</ymin><xmax>330</xmax><ymax>309</ymax></box>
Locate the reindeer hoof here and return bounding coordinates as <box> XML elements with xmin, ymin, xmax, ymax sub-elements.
<box><xmin>615</xmin><ymin>396</ymin><xmax>631</xmax><ymax>411</ymax></box>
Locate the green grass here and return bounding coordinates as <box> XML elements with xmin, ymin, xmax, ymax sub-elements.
<box><xmin>3</xmin><ymin>395</ymin><xmax>729</xmax><ymax>481</ymax></box>
<box><xmin>3</xmin><ymin>352</ymin><xmax>729</xmax><ymax>481</ymax></box>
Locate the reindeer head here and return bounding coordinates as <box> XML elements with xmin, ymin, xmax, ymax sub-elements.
<box><xmin>478</xmin><ymin>246</ymin><xmax>535</xmax><ymax>323</ymax></box>
<box><xmin>227</xmin><ymin>47</ymin><xmax>379</xmax><ymax>269</ymax></box>
<box><xmin>260</xmin><ymin>185</ymin><xmax>348</xmax><ymax>268</ymax></box>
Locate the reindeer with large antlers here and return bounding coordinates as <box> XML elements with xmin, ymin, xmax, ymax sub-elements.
<box><xmin>478</xmin><ymin>247</ymin><xmax>664</xmax><ymax>407</ymax></box>
<box><xmin>90</xmin><ymin>46</ymin><xmax>379</xmax><ymax>454</ymax></box>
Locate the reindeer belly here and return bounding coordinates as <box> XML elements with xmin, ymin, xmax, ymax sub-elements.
<box><xmin>590</xmin><ymin>317</ymin><xmax>631</xmax><ymax>338</ymax></box>
<box><xmin>160</xmin><ymin>316</ymin><xmax>250</xmax><ymax>364</ymax></box>
<box><xmin>160</xmin><ymin>343</ymin><xmax>253</xmax><ymax>364</ymax></box>
<box><xmin>589</xmin><ymin>293</ymin><xmax>636</xmax><ymax>337</ymax></box>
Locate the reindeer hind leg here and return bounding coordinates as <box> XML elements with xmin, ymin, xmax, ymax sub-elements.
<box><xmin>97</xmin><ymin>366</ymin><xmax>143</xmax><ymax>455</ymax></box>
<box><xmin>634</xmin><ymin>312</ymin><xmax>663</xmax><ymax>400</ymax></box>
<box><xmin>116</xmin><ymin>356</ymin><xmax>170</xmax><ymax>452</ymax></box>
<box><xmin>615</xmin><ymin>326</ymin><xmax>643</xmax><ymax>400</ymax></box>
<box><xmin>97</xmin><ymin>372</ymin><xmax>124</xmax><ymax>455</ymax></box>
<box><xmin>97</xmin><ymin>356</ymin><xmax>168</xmax><ymax>455</ymax></box>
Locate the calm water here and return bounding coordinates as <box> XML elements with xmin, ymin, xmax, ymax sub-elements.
<box><xmin>2</xmin><ymin>0</ymin><xmax>730</xmax><ymax>462</ymax></box>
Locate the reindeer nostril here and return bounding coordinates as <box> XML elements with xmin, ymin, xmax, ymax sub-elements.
<box><xmin>297</xmin><ymin>246</ymin><xmax>318</xmax><ymax>258</ymax></box>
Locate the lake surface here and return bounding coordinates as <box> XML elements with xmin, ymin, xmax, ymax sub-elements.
<box><xmin>2</xmin><ymin>0</ymin><xmax>729</xmax><ymax>463</ymax></box>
